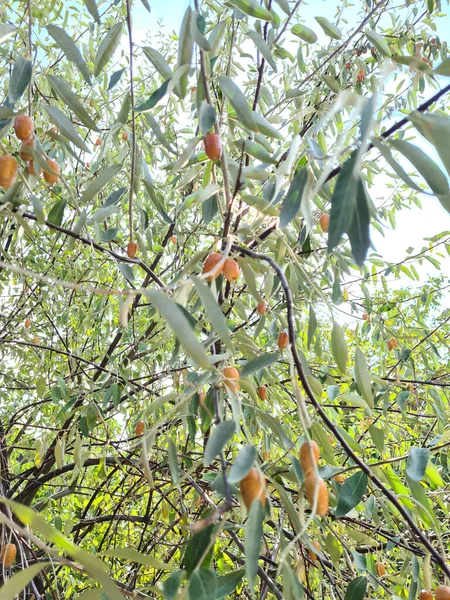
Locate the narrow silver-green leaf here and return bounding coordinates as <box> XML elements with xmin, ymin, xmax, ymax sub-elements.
<box><xmin>331</xmin><ymin>323</ymin><xmax>347</xmax><ymax>375</ymax></box>
<box><xmin>364</xmin><ymin>29</ymin><xmax>391</xmax><ymax>57</ymax></box>
<box><xmin>203</xmin><ymin>421</ymin><xmax>236</xmax><ymax>466</ymax></box>
<box><xmin>245</xmin><ymin>499</ymin><xmax>264</xmax><ymax>590</ymax></box>
<box><xmin>228</xmin><ymin>0</ymin><xmax>274</xmax><ymax>20</ymax></box>
<box><xmin>47</xmin><ymin>25</ymin><xmax>92</xmax><ymax>84</ymax></box>
<box><xmin>8</xmin><ymin>56</ymin><xmax>32</xmax><ymax>105</ymax></box>
<box><xmin>217</xmin><ymin>75</ymin><xmax>257</xmax><ymax>132</ymax></box>
<box><xmin>81</xmin><ymin>164</ymin><xmax>122</xmax><ymax>204</ymax></box>
<box><xmin>44</xmin><ymin>105</ymin><xmax>90</xmax><ymax>152</ymax></box>
<box><xmin>315</xmin><ymin>16</ymin><xmax>342</xmax><ymax>40</ymax></box>
<box><xmin>188</xmin><ymin>569</ymin><xmax>217</xmax><ymax>600</ymax></box>
<box><xmin>192</xmin><ymin>275</ymin><xmax>235</xmax><ymax>352</ymax></box>
<box><xmin>229</xmin><ymin>445</ymin><xmax>257</xmax><ymax>483</ymax></box>
<box><xmin>94</xmin><ymin>23</ymin><xmax>123</xmax><ymax>77</ymax></box>
<box><xmin>102</xmin><ymin>548</ymin><xmax>176</xmax><ymax>570</ymax></box>
<box><xmin>47</xmin><ymin>75</ymin><xmax>98</xmax><ymax>131</ymax></box>
<box><xmin>292</xmin><ymin>24</ymin><xmax>317</xmax><ymax>43</ymax></box>
<box><xmin>168</xmin><ymin>438</ymin><xmax>180</xmax><ymax>487</ymax></box>
<box><xmin>175</xmin><ymin>6</ymin><xmax>194</xmax><ymax>98</ymax></box>
<box><xmin>246</xmin><ymin>30</ymin><xmax>277</xmax><ymax>72</ymax></box>
<box><xmin>0</xmin><ymin>563</ymin><xmax>51</xmax><ymax>600</ymax></box>
<box><xmin>354</xmin><ymin>348</ymin><xmax>373</xmax><ymax>409</ymax></box>
<box><xmin>83</xmin><ymin>0</ymin><xmax>100</xmax><ymax>22</ymax></box>
<box><xmin>143</xmin><ymin>46</ymin><xmax>173</xmax><ymax>81</ymax></box>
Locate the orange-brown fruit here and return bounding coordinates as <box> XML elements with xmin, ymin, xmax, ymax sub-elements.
<box><xmin>223</xmin><ymin>366</ymin><xmax>240</xmax><ymax>394</ymax></box>
<box><xmin>203</xmin><ymin>132</ymin><xmax>222</xmax><ymax>162</ymax></box>
<box><xmin>43</xmin><ymin>159</ymin><xmax>60</xmax><ymax>185</ymax></box>
<box><xmin>257</xmin><ymin>301</ymin><xmax>267</xmax><ymax>315</ymax></box>
<box><xmin>278</xmin><ymin>331</ymin><xmax>289</xmax><ymax>349</ymax></box>
<box><xmin>24</xmin><ymin>318</ymin><xmax>31</xmax><ymax>329</ymax></box>
<box><xmin>202</xmin><ymin>252</ymin><xmax>223</xmax><ymax>281</ymax></box>
<box><xmin>309</xmin><ymin>540</ymin><xmax>321</xmax><ymax>561</ymax></box>
<box><xmin>362</xmin><ymin>313</ymin><xmax>368</xmax><ymax>321</ymax></box>
<box><xmin>304</xmin><ymin>475</ymin><xmax>329</xmax><ymax>516</ymax></box>
<box><xmin>419</xmin><ymin>591</ymin><xmax>433</xmax><ymax>600</ymax></box>
<box><xmin>33</xmin><ymin>336</ymin><xmax>40</xmax><ymax>345</ymax></box>
<box><xmin>435</xmin><ymin>586</ymin><xmax>450</xmax><ymax>600</ymax></box>
<box><xmin>319</xmin><ymin>214</ymin><xmax>330</xmax><ymax>232</ymax></box>
<box><xmin>122</xmin><ymin>132</ymin><xmax>128</xmax><ymax>140</ymax></box>
<box><xmin>262</xmin><ymin>450</ymin><xmax>270</xmax><ymax>462</ymax></box>
<box><xmin>14</xmin><ymin>114</ymin><xmax>34</xmax><ymax>141</ymax></box>
<box><xmin>1</xmin><ymin>543</ymin><xmax>17</xmax><ymax>568</ymax></box>
<box><xmin>223</xmin><ymin>258</ymin><xmax>240</xmax><ymax>282</ymax></box>
<box><xmin>299</xmin><ymin>440</ymin><xmax>320</xmax><ymax>476</ymax></box>
<box><xmin>135</xmin><ymin>420</ymin><xmax>145</xmax><ymax>436</ymax></box>
<box><xmin>357</xmin><ymin>69</ymin><xmax>365</xmax><ymax>82</ymax></box>
<box><xmin>171</xmin><ymin>235</ymin><xmax>177</xmax><ymax>244</ymax></box>
<box><xmin>20</xmin><ymin>137</ymin><xmax>35</xmax><ymax>161</ymax></box>
<box><xmin>375</xmin><ymin>562</ymin><xmax>386</xmax><ymax>576</ymax></box>
<box><xmin>334</xmin><ymin>473</ymin><xmax>345</xmax><ymax>484</ymax></box>
<box><xmin>95</xmin><ymin>138</ymin><xmax>102</xmax><ymax>146</ymax></box>
<box><xmin>387</xmin><ymin>337</ymin><xmax>398</xmax><ymax>351</ymax></box>
<box><xmin>258</xmin><ymin>386</ymin><xmax>267</xmax><ymax>401</ymax></box>
<box><xmin>198</xmin><ymin>392</ymin><xmax>206</xmax><ymax>405</ymax></box>
<box><xmin>127</xmin><ymin>241</ymin><xmax>137</xmax><ymax>258</ymax></box>
<box><xmin>240</xmin><ymin>467</ymin><xmax>267</xmax><ymax>510</ymax></box>
<box><xmin>345</xmin><ymin>62</ymin><xmax>351</xmax><ymax>69</ymax></box>
<box><xmin>29</xmin><ymin>161</ymin><xmax>42</xmax><ymax>177</ymax></box>
<box><xmin>0</xmin><ymin>154</ymin><xmax>18</xmax><ymax>188</ymax></box>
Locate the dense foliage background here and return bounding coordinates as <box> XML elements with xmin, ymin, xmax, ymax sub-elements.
<box><xmin>2</xmin><ymin>0</ymin><xmax>450</xmax><ymax>598</ymax></box>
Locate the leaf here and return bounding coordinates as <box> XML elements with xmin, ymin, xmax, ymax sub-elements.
<box><xmin>246</xmin><ymin>30</ymin><xmax>277</xmax><ymax>72</ymax></box>
<box><xmin>315</xmin><ymin>17</ymin><xmax>342</xmax><ymax>40</ymax></box>
<box><xmin>252</xmin><ymin>111</ymin><xmax>284</xmax><ymax>139</ymax></box>
<box><xmin>369</xmin><ymin>425</ymin><xmax>384</xmax><ymax>453</ymax></box>
<box><xmin>108</xmin><ymin>68</ymin><xmax>126</xmax><ymax>91</ymax></box>
<box><xmin>347</xmin><ymin>177</ymin><xmax>370</xmax><ymax>266</ymax></box>
<box><xmin>8</xmin><ymin>56</ymin><xmax>32</xmax><ymax>105</ymax></box>
<box><xmin>291</xmin><ymin>24</ymin><xmax>317</xmax><ymax>43</ymax></box>
<box><xmin>408</xmin><ymin>111</ymin><xmax>450</xmax><ymax>179</ymax></box>
<box><xmin>239</xmin><ymin>259</ymin><xmax>263</xmax><ymax>303</ymax></box>
<box><xmin>191</xmin><ymin>275</ymin><xmax>234</xmax><ymax>352</ymax></box>
<box><xmin>216</xmin><ymin>569</ymin><xmax>245</xmax><ymax>598</ymax></box>
<box><xmin>0</xmin><ymin>24</ymin><xmax>15</xmax><ymax>44</ymax></box>
<box><xmin>371</xmin><ymin>138</ymin><xmax>422</xmax><ymax>192</ymax></box>
<box><xmin>434</xmin><ymin>57</ymin><xmax>450</xmax><ymax>76</ymax></box>
<box><xmin>279</xmin><ymin>168</ymin><xmax>309</xmax><ymax>227</ymax></box>
<box><xmin>257</xmin><ymin>411</ymin><xmax>293</xmax><ymax>449</ymax></box>
<box><xmin>228</xmin><ymin>0</ymin><xmax>274</xmax><ymax>20</ymax></box>
<box><xmin>162</xmin><ymin>570</ymin><xmax>184</xmax><ymax>600</ymax></box>
<box><xmin>241</xmin><ymin>352</ymin><xmax>279</xmax><ymax>377</ymax></box>
<box><xmin>0</xmin><ymin>563</ymin><xmax>51</xmax><ymax>600</ymax></box>
<box><xmin>184</xmin><ymin>525</ymin><xmax>214</xmax><ymax>575</ymax></box>
<box><xmin>143</xmin><ymin>47</ymin><xmax>173</xmax><ymax>81</ymax></box>
<box><xmin>168</xmin><ymin>438</ymin><xmax>180</xmax><ymax>487</ymax></box>
<box><xmin>406</xmin><ymin>447</ymin><xmax>430</xmax><ymax>482</ymax></box>
<box><xmin>102</xmin><ymin>186</ymin><xmax>127</xmax><ymax>208</ymax></box>
<box><xmin>354</xmin><ymin>348</ymin><xmax>373</xmax><ymax>409</ymax></box>
<box><xmin>203</xmin><ymin>421</ymin><xmax>235</xmax><ymax>466</ymax></box>
<box><xmin>44</xmin><ymin>105</ymin><xmax>90</xmax><ymax>152</ymax></box>
<box><xmin>217</xmin><ymin>76</ymin><xmax>257</xmax><ymax>132</ymax></box>
<box><xmin>335</xmin><ymin>471</ymin><xmax>368</xmax><ymax>517</ymax></box>
<box><xmin>148</xmin><ymin>290</ymin><xmax>210</xmax><ymax>369</ymax></box>
<box><xmin>235</xmin><ymin>139</ymin><xmax>277</xmax><ymax>164</ymax></box>
<box><xmin>345</xmin><ymin>576</ymin><xmax>367</xmax><ymax>600</ymax></box>
<box><xmin>47</xmin><ymin>199</ymin><xmax>67</xmax><ymax>227</ymax></box>
<box><xmin>364</xmin><ymin>29</ymin><xmax>391</xmax><ymax>57</ymax></box>
<box><xmin>328</xmin><ymin>151</ymin><xmax>359</xmax><ymax>252</ymax></box>
<box><xmin>331</xmin><ymin>323</ymin><xmax>347</xmax><ymax>374</ymax></box>
<box><xmin>47</xmin><ymin>25</ymin><xmax>92</xmax><ymax>84</ymax></box>
<box><xmin>94</xmin><ymin>23</ymin><xmax>123</xmax><ymax>77</ymax></box>
<box><xmin>307</xmin><ymin>305</ymin><xmax>317</xmax><ymax>348</ymax></box>
<box><xmin>118</xmin><ymin>263</ymin><xmax>135</xmax><ymax>283</ymax></box>
<box><xmin>199</xmin><ymin>101</ymin><xmax>217</xmax><ymax>134</ymax></box>
<box><xmin>145</xmin><ymin>114</ymin><xmax>176</xmax><ymax>154</ymax></box>
<box><xmin>102</xmin><ymin>548</ymin><xmax>176</xmax><ymax>570</ymax></box>
<box><xmin>175</xmin><ymin>7</ymin><xmax>194</xmax><ymax>98</ymax></box>
<box><xmin>229</xmin><ymin>445</ymin><xmax>257</xmax><ymax>483</ymax></box>
<box><xmin>31</xmin><ymin>195</ymin><xmax>46</xmax><ymax>224</ymax></box>
<box><xmin>135</xmin><ymin>79</ymin><xmax>170</xmax><ymax>112</ymax></box>
<box><xmin>188</xmin><ymin>569</ymin><xmax>217</xmax><ymax>600</ymax></box>
<box><xmin>81</xmin><ymin>164</ymin><xmax>122</xmax><ymax>204</ymax></box>
<box><xmin>47</xmin><ymin>75</ymin><xmax>98</xmax><ymax>131</ymax></box>
<box><xmin>83</xmin><ymin>0</ymin><xmax>100</xmax><ymax>22</ymax></box>
<box><xmin>245</xmin><ymin>499</ymin><xmax>264</xmax><ymax>590</ymax></box>
<box><xmin>180</xmin><ymin>184</ymin><xmax>221</xmax><ymax>211</ymax></box>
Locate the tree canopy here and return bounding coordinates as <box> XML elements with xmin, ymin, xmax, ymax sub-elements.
<box><xmin>1</xmin><ymin>0</ymin><xmax>450</xmax><ymax>599</ymax></box>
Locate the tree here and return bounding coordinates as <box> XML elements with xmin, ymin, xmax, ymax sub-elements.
<box><xmin>1</xmin><ymin>0</ymin><xmax>450</xmax><ymax>597</ymax></box>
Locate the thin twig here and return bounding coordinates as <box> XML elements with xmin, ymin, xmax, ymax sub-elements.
<box><xmin>126</xmin><ymin>0</ymin><xmax>136</xmax><ymax>243</ymax></box>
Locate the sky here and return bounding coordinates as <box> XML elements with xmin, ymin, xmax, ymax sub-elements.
<box><xmin>137</xmin><ymin>1</ymin><xmax>450</xmax><ymax>278</ymax></box>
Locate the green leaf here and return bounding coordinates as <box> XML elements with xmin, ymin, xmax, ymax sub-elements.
<box><xmin>371</xmin><ymin>138</ymin><xmax>422</xmax><ymax>192</ymax></box>
<box><xmin>229</xmin><ymin>445</ymin><xmax>257</xmax><ymax>483</ymax></box>
<box><xmin>180</xmin><ymin>184</ymin><xmax>221</xmax><ymax>211</ymax></box>
<box><xmin>347</xmin><ymin>177</ymin><xmax>370</xmax><ymax>266</ymax></box>
<box><xmin>434</xmin><ymin>57</ymin><xmax>450</xmax><ymax>76</ymax></box>
<box><xmin>44</xmin><ymin>105</ymin><xmax>90</xmax><ymax>152</ymax></box>
<box><xmin>246</xmin><ymin>30</ymin><xmax>277</xmax><ymax>72</ymax></box>
<box><xmin>184</xmin><ymin>525</ymin><xmax>214</xmax><ymax>575</ymax></box>
<box><xmin>81</xmin><ymin>164</ymin><xmax>122</xmax><ymax>204</ymax></box>
<box><xmin>279</xmin><ymin>168</ymin><xmax>309</xmax><ymax>228</ymax></box>
<box><xmin>257</xmin><ymin>410</ymin><xmax>293</xmax><ymax>449</ymax></box>
<box><xmin>364</xmin><ymin>29</ymin><xmax>391</xmax><ymax>57</ymax></box>
<box><xmin>188</xmin><ymin>569</ymin><xmax>217</xmax><ymax>600</ymax></box>
<box><xmin>307</xmin><ymin>305</ymin><xmax>317</xmax><ymax>348</ymax></box>
<box><xmin>47</xmin><ymin>25</ymin><xmax>92</xmax><ymax>84</ymax></box>
<box><xmin>228</xmin><ymin>0</ymin><xmax>274</xmax><ymax>20</ymax></box>
<box><xmin>354</xmin><ymin>348</ymin><xmax>373</xmax><ymax>409</ymax></box>
<box><xmin>292</xmin><ymin>24</ymin><xmax>317</xmax><ymax>43</ymax></box>
<box><xmin>241</xmin><ymin>352</ymin><xmax>279</xmax><ymax>377</ymax></box>
<box><xmin>148</xmin><ymin>290</ymin><xmax>210</xmax><ymax>370</ymax></box>
<box><xmin>102</xmin><ymin>548</ymin><xmax>176</xmax><ymax>570</ymax></box>
<box><xmin>175</xmin><ymin>7</ymin><xmax>194</xmax><ymax>98</ymax></box>
<box><xmin>191</xmin><ymin>275</ymin><xmax>234</xmax><ymax>352</ymax></box>
<box><xmin>406</xmin><ymin>447</ymin><xmax>430</xmax><ymax>482</ymax></box>
<box><xmin>251</xmin><ymin>111</ymin><xmax>284</xmax><ymax>139</ymax></box>
<box><xmin>203</xmin><ymin>421</ymin><xmax>236</xmax><ymax>466</ymax></box>
<box><xmin>331</xmin><ymin>323</ymin><xmax>347</xmax><ymax>374</ymax></box>
<box><xmin>239</xmin><ymin>259</ymin><xmax>263</xmax><ymax>303</ymax></box>
<box><xmin>345</xmin><ymin>576</ymin><xmax>367</xmax><ymax>600</ymax></box>
<box><xmin>335</xmin><ymin>471</ymin><xmax>368</xmax><ymax>517</ymax></box>
<box><xmin>328</xmin><ymin>151</ymin><xmax>359</xmax><ymax>252</ymax></box>
<box><xmin>145</xmin><ymin>114</ymin><xmax>176</xmax><ymax>154</ymax></box>
<box><xmin>245</xmin><ymin>499</ymin><xmax>264</xmax><ymax>590</ymax></box>
<box><xmin>118</xmin><ymin>263</ymin><xmax>135</xmax><ymax>283</ymax></box>
<box><xmin>31</xmin><ymin>194</ymin><xmax>46</xmax><ymax>224</ymax></box>
<box><xmin>108</xmin><ymin>68</ymin><xmax>126</xmax><ymax>91</ymax></box>
<box><xmin>368</xmin><ymin>424</ymin><xmax>384</xmax><ymax>453</ymax></box>
<box><xmin>315</xmin><ymin>17</ymin><xmax>342</xmax><ymax>40</ymax></box>
<box><xmin>47</xmin><ymin>75</ymin><xmax>98</xmax><ymax>131</ymax></box>
<box><xmin>217</xmin><ymin>76</ymin><xmax>257</xmax><ymax>132</ymax></box>
<box><xmin>135</xmin><ymin>79</ymin><xmax>170</xmax><ymax>112</ymax></box>
<box><xmin>199</xmin><ymin>101</ymin><xmax>217</xmax><ymax>134</ymax></box>
<box><xmin>94</xmin><ymin>23</ymin><xmax>123</xmax><ymax>77</ymax></box>
<box><xmin>83</xmin><ymin>0</ymin><xmax>100</xmax><ymax>22</ymax></box>
<box><xmin>8</xmin><ymin>56</ymin><xmax>32</xmax><ymax>105</ymax></box>
<box><xmin>143</xmin><ymin>47</ymin><xmax>173</xmax><ymax>81</ymax></box>
<box><xmin>0</xmin><ymin>562</ymin><xmax>51</xmax><ymax>600</ymax></box>
<box><xmin>168</xmin><ymin>438</ymin><xmax>180</xmax><ymax>487</ymax></box>
<box><xmin>47</xmin><ymin>199</ymin><xmax>67</xmax><ymax>227</ymax></box>
<box><xmin>408</xmin><ymin>111</ymin><xmax>450</xmax><ymax>179</ymax></box>
<box><xmin>235</xmin><ymin>139</ymin><xmax>277</xmax><ymax>164</ymax></box>
<box><xmin>216</xmin><ymin>569</ymin><xmax>245</xmax><ymax>598</ymax></box>
<box><xmin>163</xmin><ymin>570</ymin><xmax>184</xmax><ymax>600</ymax></box>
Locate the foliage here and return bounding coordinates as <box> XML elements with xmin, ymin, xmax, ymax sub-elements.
<box><xmin>1</xmin><ymin>0</ymin><xmax>450</xmax><ymax>598</ymax></box>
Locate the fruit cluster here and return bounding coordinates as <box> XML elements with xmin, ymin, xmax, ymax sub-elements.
<box><xmin>299</xmin><ymin>440</ymin><xmax>329</xmax><ymax>516</ymax></box>
<box><xmin>202</xmin><ymin>252</ymin><xmax>240</xmax><ymax>282</ymax></box>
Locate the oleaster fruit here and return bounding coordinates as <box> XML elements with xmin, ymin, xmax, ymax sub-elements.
<box><xmin>223</xmin><ymin>366</ymin><xmax>240</xmax><ymax>394</ymax></box>
<box><xmin>299</xmin><ymin>440</ymin><xmax>320</xmax><ymax>476</ymax></box>
<box><xmin>203</xmin><ymin>132</ymin><xmax>222</xmax><ymax>161</ymax></box>
<box><xmin>309</xmin><ymin>540</ymin><xmax>321</xmax><ymax>561</ymax></box>
<box><xmin>435</xmin><ymin>587</ymin><xmax>450</xmax><ymax>600</ymax></box>
<box><xmin>240</xmin><ymin>467</ymin><xmax>266</xmax><ymax>510</ymax></box>
<box><xmin>0</xmin><ymin>153</ymin><xmax>18</xmax><ymax>188</ymax></box>
<box><xmin>419</xmin><ymin>591</ymin><xmax>433</xmax><ymax>600</ymax></box>
<box><xmin>1</xmin><ymin>543</ymin><xmax>17</xmax><ymax>568</ymax></box>
<box><xmin>127</xmin><ymin>241</ymin><xmax>138</xmax><ymax>258</ymax></box>
<box><xmin>43</xmin><ymin>158</ymin><xmax>60</xmax><ymax>185</ymax></box>
<box><xmin>319</xmin><ymin>213</ymin><xmax>330</xmax><ymax>232</ymax></box>
<box><xmin>20</xmin><ymin>137</ymin><xmax>34</xmax><ymax>161</ymax></box>
<box><xmin>304</xmin><ymin>475</ymin><xmax>329</xmax><ymax>516</ymax></box>
<box><xmin>223</xmin><ymin>258</ymin><xmax>240</xmax><ymax>282</ymax></box>
<box><xmin>258</xmin><ymin>386</ymin><xmax>267</xmax><ymax>401</ymax></box>
<box><xmin>257</xmin><ymin>301</ymin><xmax>267</xmax><ymax>314</ymax></box>
<box><xmin>14</xmin><ymin>114</ymin><xmax>34</xmax><ymax>141</ymax></box>
<box><xmin>135</xmin><ymin>420</ymin><xmax>145</xmax><ymax>436</ymax></box>
<box><xmin>376</xmin><ymin>562</ymin><xmax>386</xmax><ymax>576</ymax></box>
<box><xmin>202</xmin><ymin>252</ymin><xmax>223</xmax><ymax>280</ymax></box>
<box><xmin>278</xmin><ymin>331</ymin><xmax>289</xmax><ymax>349</ymax></box>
